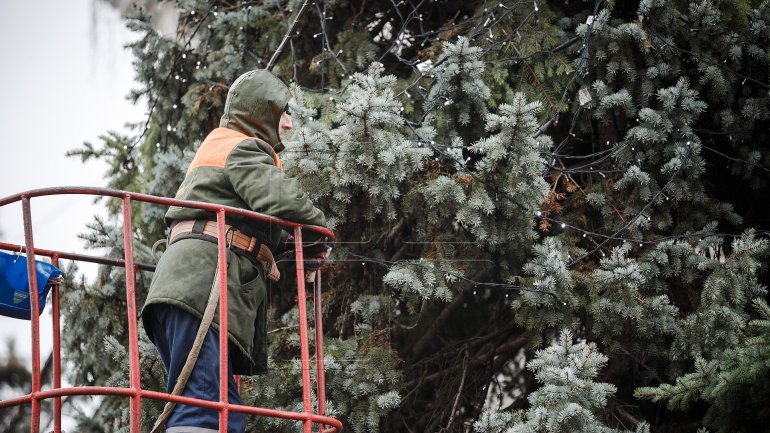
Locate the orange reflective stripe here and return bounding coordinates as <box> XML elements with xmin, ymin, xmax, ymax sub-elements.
<box><xmin>188</xmin><ymin>127</ymin><xmax>283</xmax><ymax>172</ymax></box>
<box><xmin>273</xmin><ymin>151</ymin><xmax>283</xmax><ymax>171</ymax></box>
<box><xmin>188</xmin><ymin>128</ymin><xmax>249</xmax><ymax>172</ymax></box>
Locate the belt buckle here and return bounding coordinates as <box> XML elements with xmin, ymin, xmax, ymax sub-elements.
<box><xmin>225</xmin><ymin>227</ymin><xmax>236</xmax><ymax>249</ymax></box>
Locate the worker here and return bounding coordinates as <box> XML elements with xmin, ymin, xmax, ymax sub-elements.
<box><xmin>142</xmin><ymin>69</ymin><xmax>329</xmax><ymax>433</ymax></box>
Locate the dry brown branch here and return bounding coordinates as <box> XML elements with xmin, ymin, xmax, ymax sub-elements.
<box><xmin>404</xmin><ymin>335</ymin><xmax>529</xmax><ymax>389</ymax></box>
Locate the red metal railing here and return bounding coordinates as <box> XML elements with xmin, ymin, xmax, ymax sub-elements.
<box><xmin>0</xmin><ymin>187</ymin><xmax>341</xmax><ymax>433</ymax></box>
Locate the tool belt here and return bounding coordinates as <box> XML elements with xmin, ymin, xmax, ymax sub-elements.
<box><xmin>168</xmin><ymin>219</ymin><xmax>280</xmax><ymax>282</ymax></box>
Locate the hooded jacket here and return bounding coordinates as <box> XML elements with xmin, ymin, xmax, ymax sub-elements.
<box><xmin>142</xmin><ymin>70</ymin><xmax>327</xmax><ymax>375</ymax></box>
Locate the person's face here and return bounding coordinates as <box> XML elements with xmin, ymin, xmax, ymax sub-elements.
<box><xmin>279</xmin><ymin>111</ymin><xmax>293</xmax><ymax>141</ymax></box>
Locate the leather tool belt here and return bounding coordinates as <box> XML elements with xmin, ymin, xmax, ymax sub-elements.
<box><xmin>168</xmin><ymin>219</ymin><xmax>280</xmax><ymax>282</ymax></box>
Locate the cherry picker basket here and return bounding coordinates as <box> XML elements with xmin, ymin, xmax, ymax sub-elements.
<box><xmin>0</xmin><ymin>187</ymin><xmax>341</xmax><ymax>433</ymax></box>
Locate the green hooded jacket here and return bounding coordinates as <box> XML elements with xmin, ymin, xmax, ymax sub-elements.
<box><xmin>142</xmin><ymin>70</ymin><xmax>327</xmax><ymax>375</ymax></box>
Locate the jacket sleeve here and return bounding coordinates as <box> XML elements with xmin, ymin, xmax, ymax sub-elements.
<box><xmin>224</xmin><ymin>139</ymin><xmax>327</xmax><ymax>228</ymax></box>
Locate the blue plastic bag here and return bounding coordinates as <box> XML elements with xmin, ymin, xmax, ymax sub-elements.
<box><xmin>0</xmin><ymin>251</ymin><xmax>62</xmax><ymax>320</ymax></box>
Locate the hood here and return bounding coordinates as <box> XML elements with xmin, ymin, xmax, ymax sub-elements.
<box><xmin>219</xmin><ymin>69</ymin><xmax>291</xmax><ymax>152</ymax></box>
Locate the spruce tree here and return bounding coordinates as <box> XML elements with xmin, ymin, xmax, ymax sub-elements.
<box><xmin>45</xmin><ymin>0</ymin><xmax>770</xmax><ymax>432</ymax></box>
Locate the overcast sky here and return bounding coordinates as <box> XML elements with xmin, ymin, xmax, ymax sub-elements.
<box><xmin>0</xmin><ymin>0</ymin><xmax>144</xmax><ymax>417</ymax></box>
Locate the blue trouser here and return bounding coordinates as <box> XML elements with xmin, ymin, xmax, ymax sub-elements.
<box><xmin>145</xmin><ymin>304</ymin><xmax>246</xmax><ymax>433</ymax></box>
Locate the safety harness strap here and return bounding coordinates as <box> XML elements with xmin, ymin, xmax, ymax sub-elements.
<box><xmin>169</xmin><ymin>219</ymin><xmax>280</xmax><ymax>282</ymax></box>
<box><xmin>191</xmin><ymin>219</ymin><xmax>207</xmax><ymax>235</ymax></box>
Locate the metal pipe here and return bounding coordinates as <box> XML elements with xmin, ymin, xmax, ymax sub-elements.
<box><xmin>314</xmin><ymin>269</ymin><xmax>328</xmax><ymax>433</ymax></box>
<box><xmin>22</xmin><ymin>196</ymin><xmax>41</xmax><ymax>433</ymax></box>
<box><xmin>0</xmin><ymin>241</ymin><xmax>155</xmax><ymax>271</ymax></box>
<box><xmin>294</xmin><ymin>227</ymin><xmax>313</xmax><ymax>433</ymax></box>
<box><xmin>52</xmin><ymin>255</ymin><xmax>62</xmax><ymax>433</ymax></box>
<box><xmin>0</xmin><ymin>187</ymin><xmax>334</xmax><ymax>240</ymax></box>
<box><xmin>216</xmin><ymin>209</ymin><xmax>230</xmax><ymax>432</ymax></box>
<box><xmin>122</xmin><ymin>196</ymin><xmax>142</xmax><ymax>433</ymax></box>
<box><xmin>0</xmin><ymin>387</ymin><xmax>343</xmax><ymax>431</ymax></box>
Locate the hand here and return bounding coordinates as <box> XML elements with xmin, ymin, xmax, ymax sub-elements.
<box><xmin>303</xmin><ymin>237</ymin><xmax>332</xmax><ymax>270</ymax></box>
<box><xmin>303</xmin><ymin>237</ymin><xmax>331</xmax><ymax>257</ymax></box>
<box><xmin>304</xmin><ymin>249</ymin><xmax>330</xmax><ymax>270</ymax></box>
<box><xmin>304</xmin><ymin>249</ymin><xmax>329</xmax><ymax>283</ymax></box>
<box><xmin>276</xmin><ymin>236</ymin><xmax>332</xmax><ymax>263</ymax></box>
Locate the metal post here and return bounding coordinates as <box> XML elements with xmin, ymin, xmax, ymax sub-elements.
<box><xmin>314</xmin><ymin>269</ymin><xmax>327</xmax><ymax>433</ymax></box>
<box><xmin>122</xmin><ymin>196</ymin><xmax>141</xmax><ymax>433</ymax></box>
<box><xmin>216</xmin><ymin>209</ymin><xmax>230</xmax><ymax>432</ymax></box>
<box><xmin>22</xmin><ymin>196</ymin><xmax>41</xmax><ymax>433</ymax></box>
<box><xmin>293</xmin><ymin>227</ymin><xmax>313</xmax><ymax>433</ymax></box>
<box><xmin>51</xmin><ymin>255</ymin><xmax>62</xmax><ymax>433</ymax></box>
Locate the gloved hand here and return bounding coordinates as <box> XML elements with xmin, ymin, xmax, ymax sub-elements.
<box><xmin>303</xmin><ymin>238</ymin><xmax>332</xmax><ymax>282</ymax></box>
<box><xmin>277</xmin><ymin>235</ymin><xmax>331</xmax><ymax>260</ymax></box>
<box><xmin>304</xmin><ymin>248</ymin><xmax>331</xmax><ymax>270</ymax></box>
<box><xmin>303</xmin><ymin>237</ymin><xmax>332</xmax><ymax>257</ymax></box>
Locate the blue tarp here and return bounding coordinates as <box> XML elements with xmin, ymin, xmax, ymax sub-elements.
<box><xmin>0</xmin><ymin>251</ymin><xmax>62</xmax><ymax>320</ymax></box>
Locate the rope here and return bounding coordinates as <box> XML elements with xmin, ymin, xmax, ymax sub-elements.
<box><xmin>151</xmin><ymin>260</ymin><xmax>223</xmax><ymax>433</ymax></box>
<box><xmin>152</xmin><ymin>238</ymin><xmax>167</xmax><ymax>260</ymax></box>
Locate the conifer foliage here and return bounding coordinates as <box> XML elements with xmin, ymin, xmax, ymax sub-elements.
<box><xmin>55</xmin><ymin>0</ymin><xmax>770</xmax><ymax>432</ymax></box>
<box><xmin>475</xmin><ymin>330</ymin><xmax>650</xmax><ymax>433</ymax></box>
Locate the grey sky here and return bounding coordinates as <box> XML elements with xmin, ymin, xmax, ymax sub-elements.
<box><xmin>0</xmin><ymin>0</ymin><xmax>144</xmax><ymax>419</ymax></box>
<box><xmin>0</xmin><ymin>0</ymin><xmax>142</xmax><ymax>244</ymax></box>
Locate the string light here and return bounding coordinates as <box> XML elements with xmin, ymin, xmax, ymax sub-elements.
<box><xmin>115</xmin><ymin>0</ymin><xmax>768</xmax><ymax>278</ymax></box>
<box><xmin>326</xmin><ymin>247</ymin><xmax>563</xmax><ymax>300</ymax></box>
